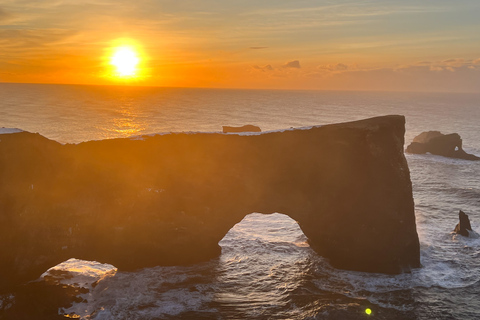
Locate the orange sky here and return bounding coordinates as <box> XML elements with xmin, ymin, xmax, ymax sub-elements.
<box><xmin>1</xmin><ymin>0</ymin><xmax>480</xmax><ymax>92</ymax></box>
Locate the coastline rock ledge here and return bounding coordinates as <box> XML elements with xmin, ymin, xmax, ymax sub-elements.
<box><xmin>0</xmin><ymin>115</ymin><xmax>420</xmax><ymax>290</ymax></box>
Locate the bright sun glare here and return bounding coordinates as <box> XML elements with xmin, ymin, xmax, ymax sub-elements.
<box><xmin>110</xmin><ymin>46</ymin><xmax>139</xmax><ymax>77</ymax></box>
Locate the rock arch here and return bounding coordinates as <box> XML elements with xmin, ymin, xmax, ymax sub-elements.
<box><xmin>0</xmin><ymin>115</ymin><xmax>420</xmax><ymax>290</ymax></box>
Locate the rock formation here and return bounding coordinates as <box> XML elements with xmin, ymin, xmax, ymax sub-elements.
<box><xmin>0</xmin><ymin>115</ymin><xmax>420</xmax><ymax>291</ymax></box>
<box><xmin>406</xmin><ymin>131</ymin><xmax>479</xmax><ymax>160</ymax></box>
<box><xmin>222</xmin><ymin>124</ymin><xmax>261</xmax><ymax>133</ymax></box>
<box><xmin>454</xmin><ymin>210</ymin><xmax>473</xmax><ymax>237</ymax></box>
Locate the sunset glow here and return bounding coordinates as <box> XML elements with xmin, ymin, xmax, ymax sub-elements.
<box><xmin>110</xmin><ymin>47</ymin><xmax>140</xmax><ymax>77</ymax></box>
<box><xmin>0</xmin><ymin>1</ymin><xmax>479</xmax><ymax>92</ymax></box>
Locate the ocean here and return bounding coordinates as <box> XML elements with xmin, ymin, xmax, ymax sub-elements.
<box><xmin>0</xmin><ymin>83</ymin><xmax>479</xmax><ymax>319</ymax></box>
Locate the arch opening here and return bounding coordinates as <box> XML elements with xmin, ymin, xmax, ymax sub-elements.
<box><xmin>215</xmin><ymin>212</ymin><xmax>314</xmax><ymax>313</ymax></box>
<box><xmin>219</xmin><ymin>212</ymin><xmax>309</xmax><ymax>252</ymax></box>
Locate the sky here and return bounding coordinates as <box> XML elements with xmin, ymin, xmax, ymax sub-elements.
<box><xmin>1</xmin><ymin>0</ymin><xmax>480</xmax><ymax>92</ymax></box>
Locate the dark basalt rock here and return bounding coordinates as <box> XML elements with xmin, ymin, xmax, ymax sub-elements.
<box><xmin>406</xmin><ymin>131</ymin><xmax>479</xmax><ymax>160</ymax></box>
<box><xmin>222</xmin><ymin>124</ymin><xmax>261</xmax><ymax>133</ymax></box>
<box><xmin>454</xmin><ymin>210</ymin><xmax>473</xmax><ymax>237</ymax></box>
<box><xmin>0</xmin><ymin>115</ymin><xmax>420</xmax><ymax>291</ymax></box>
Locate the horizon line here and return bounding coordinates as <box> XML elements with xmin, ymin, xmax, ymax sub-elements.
<box><xmin>1</xmin><ymin>81</ymin><xmax>479</xmax><ymax>95</ymax></box>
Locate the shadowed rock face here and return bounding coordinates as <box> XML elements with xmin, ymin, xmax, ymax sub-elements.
<box><xmin>454</xmin><ymin>210</ymin><xmax>473</xmax><ymax>237</ymax></box>
<box><xmin>406</xmin><ymin>131</ymin><xmax>479</xmax><ymax>160</ymax></box>
<box><xmin>0</xmin><ymin>115</ymin><xmax>420</xmax><ymax>290</ymax></box>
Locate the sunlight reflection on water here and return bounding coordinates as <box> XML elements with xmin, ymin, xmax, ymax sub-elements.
<box><xmin>100</xmin><ymin>95</ymin><xmax>147</xmax><ymax>139</ymax></box>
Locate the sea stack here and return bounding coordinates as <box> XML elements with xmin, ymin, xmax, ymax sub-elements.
<box><xmin>454</xmin><ymin>210</ymin><xmax>473</xmax><ymax>237</ymax></box>
<box><xmin>406</xmin><ymin>131</ymin><xmax>479</xmax><ymax>160</ymax></box>
<box><xmin>0</xmin><ymin>115</ymin><xmax>420</xmax><ymax>291</ymax></box>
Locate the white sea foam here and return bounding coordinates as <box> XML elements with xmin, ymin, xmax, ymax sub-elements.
<box><xmin>0</xmin><ymin>128</ymin><xmax>23</xmax><ymax>134</ymax></box>
<box><xmin>225</xmin><ymin>125</ymin><xmax>320</xmax><ymax>136</ymax></box>
<box><xmin>467</xmin><ymin>229</ymin><xmax>480</xmax><ymax>239</ymax></box>
<box><xmin>60</xmin><ymin>265</ymin><xmax>217</xmax><ymax>319</ymax></box>
<box><xmin>126</xmin><ymin>125</ymin><xmax>320</xmax><ymax>142</ymax></box>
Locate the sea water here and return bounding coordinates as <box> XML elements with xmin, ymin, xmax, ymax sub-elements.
<box><xmin>1</xmin><ymin>83</ymin><xmax>479</xmax><ymax>319</ymax></box>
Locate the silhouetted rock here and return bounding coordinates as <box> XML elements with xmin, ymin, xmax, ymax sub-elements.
<box><xmin>406</xmin><ymin>131</ymin><xmax>479</xmax><ymax>160</ymax></box>
<box><xmin>412</xmin><ymin>131</ymin><xmax>444</xmax><ymax>144</ymax></box>
<box><xmin>0</xmin><ymin>280</ymin><xmax>79</xmax><ymax>320</ymax></box>
<box><xmin>454</xmin><ymin>210</ymin><xmax>473</xmax><ymax>237</ymax></box>
<box><xmin>0</xmin><ymin>115</ymin><xmax>420</xmax><ymax>291</ymax></box>
<box><xmin>223</xmin><ymin>125</ymin><xmax>261</xmax><ymax>133</ymax></box>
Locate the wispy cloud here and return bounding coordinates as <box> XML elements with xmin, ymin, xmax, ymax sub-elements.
<box><xmin>317</xmin><ymin>63</ymin><xmax>350</xmax><ymax>72</ymax></box>
<box><xmin>283</xmin><ymin>60</ymin><xmax>300</xmax><ymax>68</ymax></box>
<box><xmin>396</xmin><ymin>58</ymin><xmax>480</xmax><ymax>72</ymax></box>
<box><xmin>242</xmin><ymin>2</ymin><xmax>449</xmax><ymax>17</ymax></box>
<box><xmin>248</xmin><ymin>55</ymin><xmax>480</xmax><ymax>92</ymax></box>
<box><xmin>0</xmin><ymin>8</ymin><xmax>12</xmax><ymax>21</ymax></box>
<box><xmin>252</xmin><ymin>64</ymin><xmax>274</xmax><ymax>72</ymax></box>
<box><xmin>0</xmin><ymin>29</ymin><xmax>78</xmax><ymax>52</ymax></box>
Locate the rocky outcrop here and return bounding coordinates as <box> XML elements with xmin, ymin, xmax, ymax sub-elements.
<box><xmin>406</xmin><ymin>131</ymin><xmax>479</xmax><ymax>160</ymax></box>
<box><xmin>454</xmin><ymin>210</ymin><xmax>473</xmax><ymax>237</ymax></box>
<box><xmin>0</xmin><ymin>115</ymin><xmax>420</xmax><ymax>291</ymax></box>
<box><xmin>223</xmin><ymin>125</ymin><xmax>261</xmax><ymax>133</ymax></box>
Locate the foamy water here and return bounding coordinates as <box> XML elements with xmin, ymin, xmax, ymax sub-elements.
<box><xmin>1</xmin><ymin>83</ymin><xmax>479</xmax><ymax>319</ymax></box>
<box><xmin>0</xmin><ymin>128</ymin><xmax>23</xmax><ymax>134</ymax></box>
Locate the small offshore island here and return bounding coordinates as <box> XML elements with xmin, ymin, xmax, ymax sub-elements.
<box><xmin>406</xmin><ymin>131</ymin><xmax>480</xmax><ymax>160</ymax></box>
<box><xmin>0</xmin><ymin>115</ymin><xmax>420</xmax><ymax>291</ymax></box>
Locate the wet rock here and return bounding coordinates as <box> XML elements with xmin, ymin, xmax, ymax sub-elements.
<box><xmin>454</xmin><ymin>210</ymin><xmax>473</xmax><ymax>237</ymax></box>
<box><xmin>406</xmin><ymin>131</ymin><xmax>479</xmax><ymax>160</ymax></box>
<box><xmin>0</xmin><ymin>281</ymin><xmax>76</xmax><ymax>320</ymax></box>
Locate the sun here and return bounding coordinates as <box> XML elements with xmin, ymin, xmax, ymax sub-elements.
<box><xmin>110</xmin><ymin>46</ymin><xmax>140</xmax><ymax>77</ymax></box>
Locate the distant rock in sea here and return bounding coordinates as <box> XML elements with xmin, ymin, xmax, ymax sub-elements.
<box><xmin>454</xmin><ymin>210</ymin><xmax>473</xmax><ymax>237</ymax></box>
<box><xmin>222</xmin><ymin>124</ymin><xmax>261</xmax><ymax>133</ymax></box>
<box><xmin>406</xmin><ymin>131</ymin><xmax>479</xmax><ymax>160</ymax></box>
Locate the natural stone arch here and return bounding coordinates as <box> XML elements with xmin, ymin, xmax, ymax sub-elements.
<box><xmin>0</xmin><ymin>115</ymin><xmax>420</xmax><ymax>291</ymax></box>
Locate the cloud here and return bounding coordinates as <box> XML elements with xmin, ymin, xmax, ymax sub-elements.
<box><xmin>283</xmin><ymin>60</ymin><xmax>300</xmax><ymax>69</ymax></box>
<box><xmin>0</xmin><ymin>29</ymin><xmax>78</xmax><ymax>51</ymax></box>
<box><xmin>249</xmin><ymin>46</ymin><xmax>268</xmax><ymax>50</ymax></box>
<box><xmin>396</xmin><ymin>58</ymin><xmax>480</xmax><ymax>73</ymax></box>
<box><xmin>308</xmin><ymin>63</ymin><xmax>357</xmax><ymax>77</ymax></box>
<box><xmin>251</xmin><ymin>61</ymin><xmax>304</xmax><ymax>77</ymax></box>
<box><xmin>318</xmin><ymin>63</ymin><xmax>349</xmax><ymax>72</ymax></box>
<box><xmin>442</xmin><ymin>58</ymin><xmax>465</xmax><ymax>67</ymax></box>
<box><xmin>252</xmin><ymin>64</ymin><xmax>273</xmax><ymax>72</ymax></box>
<box><xmin>0</xmin><ymin>8</ymin><xmax>10</xmax><ymax>20</ymax></box>
<box><xmin>0</xmin><ymin>8</ymin><xmax>15</xmax><ymax>24</ymax></box>
<box><xmin>246</xmin><ymin>57</ymin><xmax>480</xmax><ymax>92</ymax></box>
<box><xmin>429</xmin><ymin>65</ymin><xmax>443</xmax><ymax>72</ymax></box>
<box><xmin>310</xmin><ymin>64</ymin><xmax>480</xmax><ymax>92</ymax></box>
